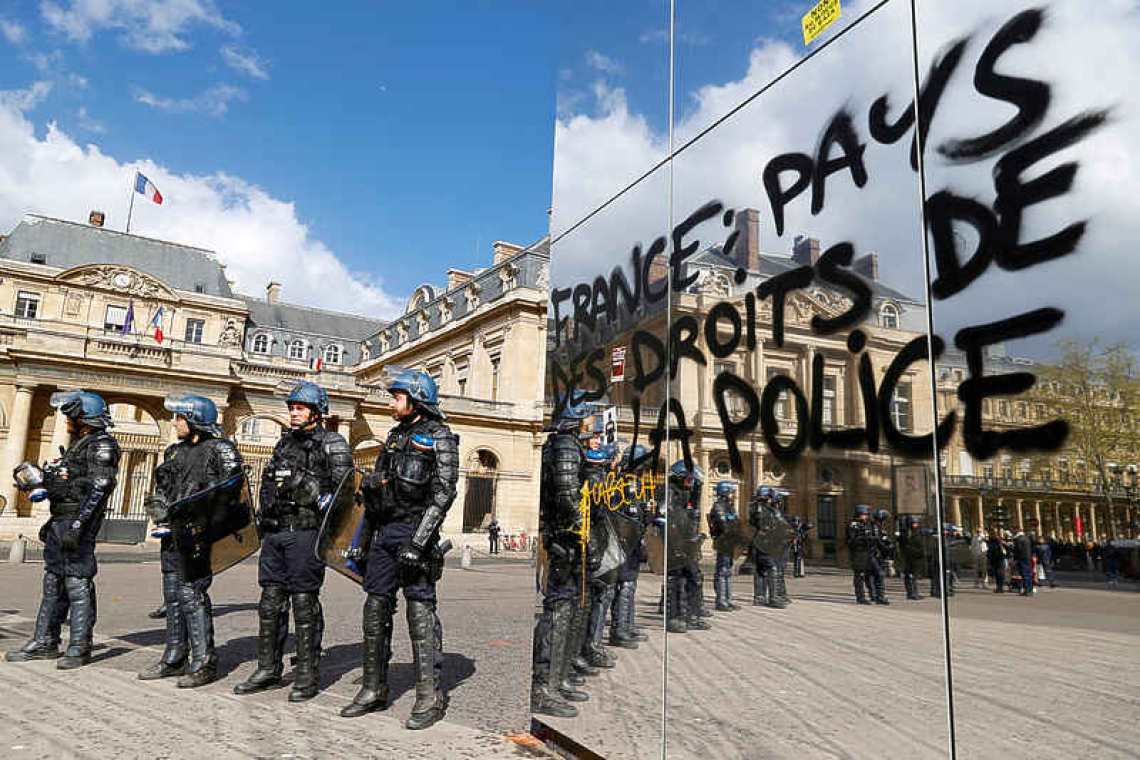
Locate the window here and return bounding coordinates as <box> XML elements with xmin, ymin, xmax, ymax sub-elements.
<box><xmin>30</xmin><ymin>253</ymin><xmax>46</xmax><ymax>265</ymax></box>
<box><xmin>324</xmin><ymin>344</ymin><xmax>341</xmax><ymax>365</ymax></box>
<box><xmin>822</xmin><ymin>375</ymin><xmax>836</xmax><ymax>425</ymax></box>
<box><xmin>184</xmin><ymin>318</ymin><xmax>205</xmax><ymax>344</ymax></box>
<box><xmin>715</xmin><ymin>361</ymin><xmax>745</xmax><ymax>417</ymax></box>
<box><xmin>891</xmin><ymin>382</ymin><xmax>912</xmax><ymax>433</ymax></box>
<box><xmin>490</xmin><ymin>355</ymin><xmax>501</xmax><ymax>400</ymax></box>
<box><xmin>817</xmin><ymin>496</ymin><xmax>837</xmax><ymax>540</ymax></box>
<box><xmin>456</xmin><ymin>361</ymin><xmax>469</xmax><ymax>397</ymax></box>
<box><xmin>240</xmin><ymin>418</ymin><xmax>260</xmax><ymax>437</ymax></box>
<box><xmin>194</xmin><ymin>283</ymin><xmax>205</xmax><ymax>294</ymax></box>
<box><xmin>14</xmin><ymin>291</ymin><xmax>40</xmax><ymax>319</ymax></box>
<box><xmin>252</xmin><ymin>334</ymin><xmax>270</xmax><ymax>353</ymax></box>
<box><xmin>880</xmin><ymin>303</ymin><xmax>899</xmax><ymax>329</ymax></box>
<box><xmin>714</xmin><ymin>459</ymin><xmax>731</xmax><ymax>476</ymax></box>
<box><xmin>288</xmin><ymin>340</ymin><xmax>306</xmax><ymax>360</ymax></box>
<box><xmin>104</xmin><ymin>304</ymin><xmax>128</xmax><ymax>331</ymax></box>
<box><xmin>1036</xmin><ymin>403</ymin><xmax>1045</xmax><ymax>421</ymax></box>
<box><xmin>766</xmin><ymin>368</ymin><xmax>787</xmax><ymax>420</ymax></box>
<box><xmin>998</xmin><ymin>400</ymin><xmax>1009</xmax><ymax>418</ymax></box>
<box><xmin>1017</xmin><ymin>401</ymin><xmax>1027</xmax><ymax>419</ymax></box>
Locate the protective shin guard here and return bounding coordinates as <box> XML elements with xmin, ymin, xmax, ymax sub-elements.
<box><xmin>177</xmin><ymin>583</ymin><xmax>217</xmax><ymax>688</ymax></box>
<box><xmin>608</xmin><ymin>584</ymin><xmax>638</xmax><ymax>649</ymax></box>
<box><xmin>341</xmin><ymin>595</ymin><xmax>392</xmax><ymax>717</ymax></box>
<box><xmin>161</xmin><ymin>571</ymin><xmax>188</xmax><ymax>666</ymax></box>
<box><xmin>57</xmin><ymin>577</ymin><xmax>94</xmax><ymax>669</ymax></box>
<box><xmin>234</xmin><ymin>584</ymin><xmax>287</xmax><ymax>694</ymax></box>
<box><xmin>765</xmin><ymin>572</ymin><xmax>786</xmax><ymax>609</ymax></box>
<box><xmin>532</xmin><ymin>598</ymin><xmax>578</xmax><ymax>718</ymax></box>
<box><xmin>288</xmin><ymin>593</ymin><xmax>321</xmax><ymax>702</ymax></box>
<box><xmin>776</xmin><ymin>568</ymin><xmax>791</xmax><ymax>604</ymax></box>
<box><xmin>406</xmin><ymin>600</ymin><xmax>448</xmax><ymax>730</ymax></box>
<box><xmin>7</xmin><ymin>572</ymin><xmax>64</xmax><ymax>661</ymax></box>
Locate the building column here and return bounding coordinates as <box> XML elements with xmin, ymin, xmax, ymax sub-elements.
<box><xmin>1088</xmin><ymin>503</ymin><xmax>1098</xmax><ymax>540</ymax></box>
<box><xmin>948</xmin><ymin>496</ymin><xmax>962</xmax><ymax>527</ymax></box>
<box><xmin>1052</xmin><ymin>502</ymin><xmax>1062</xmax><ymax>540</ymax></box>
<box><xmin>1</xmin><ymin>384</ymin><xmax>36</xmax><ymax>516</ymax></box>
<box><xmin>1015</xmin><ymin>499</ymin><xmax>1025</xmax><ymax>531</ymax></box>
<box><xmin>48</xmin><ymin>408</ymin><xmax>72</xmax><ymax>459</ymax></box>
<box><xmin>974</xmin><ymin>496</ymin><xmax>985</xmax><ymax>533</ymax></box>
<box><xmin>337</xmin><ymin>417</ymin><xmax>353</xmax><ymax>443</ymax></box>
<box><xmin>1033</xmin><ymin>501</ymin><xmax>1043</xmax><ymax>536</ymax></box>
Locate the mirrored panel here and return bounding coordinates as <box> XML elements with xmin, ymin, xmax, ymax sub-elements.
<box><xmin>532</xmin><ymin>161</ymin><xmax>672</xmax><ymax>758</ymax></box>
<box><xmin>916</xmin><ymin>1</ymin><xmax>1140</xmax><ymax>756</ymax></box>
<box><xmin>667</xmin><ymin>1</ymin><xmax>952</xmax><ymax>756</ymax></box>
<box><xmin>551</xmin><ymin>0</ymin><xmax>672</xmax><ymax>241</ymax></box>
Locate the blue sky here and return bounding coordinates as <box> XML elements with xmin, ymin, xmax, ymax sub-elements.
<box><xmin>0</xmin><ymin>1</ymin><xmax>560</xmax><ymax>313</ymax></box>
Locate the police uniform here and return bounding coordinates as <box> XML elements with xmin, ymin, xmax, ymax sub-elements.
<box><xmin>899</xmin><ymin>518</ymin><xmax>926</xmax><ymax>600</ymax></box>
<box><xmin>749</xmin><ymin>487</ymin><xmax>785</xmax><ymax>609</ymax></box>
<box><xmin>609</xmin><ymin>450</ymin><xmax>650</xmax><ymax>648</ymax></box>
<box><xmin>235</xmin><ymin>382</ymin><xmax>352</xmax><ymax>702</ymax></box>
<box><xmin>7</xmin><ymin>392</ymin><xmax>120</xmax><ymax>669</ymax></box>
<box><xmin>846</xmin><ymin>508</ymin><xmax>874</xmax><ymax>605</ymax></box>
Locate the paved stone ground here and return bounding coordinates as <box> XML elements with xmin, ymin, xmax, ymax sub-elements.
<box><xmin>2</xmin><ymin>556</ymin><xmax>1137</xmax><ymax>759</ymax></box>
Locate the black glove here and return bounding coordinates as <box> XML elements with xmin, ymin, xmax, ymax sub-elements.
<box><xmin>361</xmin><ymin>471</ymin><xmax>384</xmax><ymax>494</ymax></box>
<box><xmin>398</xmin><ymin>543</ymin><xmax>425</xmax><ymax>578</ymax></box>
<box><xmin>61</xmin><ymin>521</ymin><xmax>82</xmax><ymax>552</ymax></box>
<box><xmin>144</xmin><ymin>495</ymin><xmax>170</xmax><ymax>524</ymax></box>
<box><xmin>38</xmin><ymin>519</ymin><xmax>52</xmax><ymax>544</ymax></box>
<box><xmin>257</xmin><ymin>513</ymin><xmax>279</xmax><ymax>534</ymax></box>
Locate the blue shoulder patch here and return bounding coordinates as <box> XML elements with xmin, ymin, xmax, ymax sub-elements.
<box><xmin>411</xmin><ymin>434</ymin><xmax>435</xmax><ymax>451</ymax></box>
<box><xmin>585</xmin><ymin>449</ymin><xmax>608</xmax><ymax>463</ymax></box>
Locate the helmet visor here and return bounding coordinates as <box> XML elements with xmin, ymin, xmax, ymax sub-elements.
<box><xmin>164</xmin><ymin>392</ymin><xmax>198</xmax><ymax>418</ymax></box>
<box><xmin>49</xmin><ymin>391</ymin><xmax>83</xmax><ymax>410</ymax></box>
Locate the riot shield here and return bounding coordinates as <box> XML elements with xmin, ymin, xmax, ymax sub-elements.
<box><xmin>315</xmin><ymin>468</ymin><xmax>368</xmax><ymax>584</ymax></box>
<box><xmin>713</xmin><ymin>518</ymin><xmax>750</xmax><ymax>560</ymax></box>
<box><xmin>608</xmin><ymin>505</ymin><xmax>645</xmax><ymax>564</ymax></box>
<box><xmin>169</xmin><ymin>471</ymin><xmax>259</xmax><ymax>584</ymax></box>
<box><xmin>750</xmin><ymin>506</ymin><xmax>792</xmax><ymax>556</ymax></box>
<box><xmin>644</xmin><ymin>501</ymin><xmax>692</xmax><ymax>574</ymax></box>
<box><xmin>592</xmin><ymin>509</ymin><xmax>626</xmax><ymax>583</ymax></box>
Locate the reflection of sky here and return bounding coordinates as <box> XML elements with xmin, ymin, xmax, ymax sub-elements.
<box><xmin>552</xmin><ymin>0</ymin><xmax>1140</xmax><ymax>362</ymax></box>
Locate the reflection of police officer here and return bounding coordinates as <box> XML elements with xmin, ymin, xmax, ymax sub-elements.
<box><xmin>789</xmin><ymin>515</ymin><xmax>813</xmax><ymax>578</ymax></box>
<box><xmin>773</xmin><ymin>490</ymin><xmax>793</xmax><ymax>606</ymax></box>
<box><xmin>139</xmin><ymin>394</ymin><xmax>242</xmax><ymax>688</ymax></box>
<box><xmin>707</xmin><ymin>482</ymin><xmax>741</xmax><ymax>612</ymax></box>
<box><xmin>899</xmin><ymin>516</ymin><xmax>925</xmax><ymax>600</ymax></box>
<box><xmin>579</xmin><ymin>439</ymin><xmax>618</xmax><ymax>669</ymax></box>
<box><xmin>868</xmin><ymin>509</ymin><xmax>892</xmax><ymax>605</ymax></box>
<box><xmin>846</xmin><ymin>505</ymin><xmax>874</xmax><ymax>605</ymax></box>
<box><xmin>235</xmin><ymin>381</ymin><xmax>352</xmax><ymax>702</ymax></box>
<box><xmin>609</xmin><ymin>445</ymin><xmax>650</xmax><ymax>648</ymax></box>
<box><xmin>531</xmin><ymin>395</ymin><xmax>590</xmax><ymax>719</ymax></box>
<box><xmin>342</xmin><ymin>369</ymin><xmax>458</xmax><ymax>730</ymax></box>
<box><xmin>7</xmin><ymin>391</ymin><xmax>120</xmax><ymax>669</ymax></box>
<box><xmin>749</xmin><ymin>486</ymin><xmax>784</xmax><ymax>609</ymax></box>
<box><xmin>664</xmin><ymin>461</ymin><xmax>710</xmax><ymax>632</ymax></box>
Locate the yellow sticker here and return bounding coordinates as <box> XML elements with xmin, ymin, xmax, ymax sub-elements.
<box><xmin>802</xmin><ymin>0</ymin><xmax>841</xmax><ymax>45</ymax></box>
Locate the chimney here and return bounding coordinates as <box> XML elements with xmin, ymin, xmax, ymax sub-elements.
<box><xmin>88</xmin><ymin>210</ymin><xmax>105</xmax><ymax>228</ymax></box>
<box><xmin>852</xmin><ymin>253</ymin><xmax>879</xmax><ymax>281</ymax></box>
<box><xmin>733</xmin><ymin>208</ymin><xmax>760</xmax><ymax>272</ymax></box>
<box><xmin>647</xmin><ymin>254</ymin><xmax>670</xmax><ymax>291</ymax></box>
<box><xmin>266</xmin><ymin>281</ymin><xmax>282</xmax><ymax>303</ymax></box>
<box><xmin>447</xmin><ymin>268</ymin><xmax>473</xmax><ymax>291</ymax></box>
<box><xmin>492</xmin><ymin>240</ymin><xmax>525</xmax><ymax>266</ymax></box>
<box><xmin>792</xmin><ymin>235</ymin><xmax>820</xmax><ymax>267</ymax></box>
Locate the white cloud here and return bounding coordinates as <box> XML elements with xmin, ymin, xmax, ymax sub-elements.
<box><xmin>0</xmin><ymin>81</ymin><xmax>53</xmax><ymax>112</ymax></box>
<box><xmin>69</xmin><ymin>72</ymin><xmax>88</xmax><ymax>88</ymax></box>
<box><xmin>41</xmin><ymin>0</ymin><xmax>240</xmax><ymax>53</ymax></box>
<box><xmin>134</xmin><ymin>83</ymin><xmax>247</xmax><ymax>116</ymax></box>
<box><xmin>76</xmin><ymin>106</ymin><xmax>104</xmax><ymax>133</ymax></box>
<box><xmin>0</xmin><ymin>85</ymin><xmax>402</xmax><ymax>319</ymax></box>
<box><xmin>0</xmin><ymin>16</ymin><xmax>27</xmax><ymax>44</ymax></box>
<box><xmin>221</xmin><ymin>44</ymin><xmax>269</xmax><ymax>80</ymax></box>
<box><xmin>585</xmin><ymin>50</ymin><xmax>624</xmax><ymax>76</ymax></box>
<box><xmin>552</xmin><ymin>0</ymin><xmax>1140</xmax><ymax>357</ymax></box>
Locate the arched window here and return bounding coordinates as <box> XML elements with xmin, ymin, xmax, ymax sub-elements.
<box><xmin>252</xmin><ymin>334</ymin><xmax>269</xmax><ymax>354</ymax></box>
<box><xmin>324</xmin><ymin>344</ymin><xmax>341</xmax><ymax>365</ymax></box>
<box><xmin>288</xmin><ymin>340</ymin><xmax>306</xmax><ymax>360</ymax></box>
<box><xmin>880</xmin><ymin>303</ymin><xmax>899</xmax><ymax>329</ymax></box>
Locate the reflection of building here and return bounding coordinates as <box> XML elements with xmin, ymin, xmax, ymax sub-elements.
<box><xmin>0</xmin><ymin>213</ymin><xmax>548</xmax><ymax>543</ymax></box>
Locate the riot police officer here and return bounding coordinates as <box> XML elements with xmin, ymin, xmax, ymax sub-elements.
<box><xmin>578</xmin><ymin>438</ymin><xmax>617</xmax><ymax>669</ymax></box>
<box><xmin>772</xmin><ymin>489</ymin><xmax>793</xmax><ymax>606</ymax></box>
<box><xmin>748</xmin><ymin>486</ymin><xmax>784</xmax><ymax>609</ymax></box>
<box><xmin>662</xmin><ymin>461</ymin><xmax>709</xmax><ymax>633</ymax></box>
<box><xmin>531</xmin><ymin>394</ymin><xmax>591</xmax><ymax>719</ymax></box>
<box><xmin>341</xmin><ymin>368</ymin><xmax>457</xmax><ymax>730</ymax></box>
<box><xmin>139</xmin><ymin>394</ymin><xmax>243</xmax><ymax>688</ymax></box>
<box><xmin>868</xmin><ymin>509</ymin><xmax>893</xmax><ymax>605</ymax></box>
<box><xmin>682</xmin><ymin>466</ymin><xmax>711</xmax><ymax>622</ymax></box>
<box><xmin>707</xmin><ymin>481</ymin><xmax>741</xmax><ymax>612</ymax></box>
<box><xmin>608</xmin><ymin>444</ymin><xmax>650</xmax><ymax>648</ymax></box>
<box><xmin>7</xmin><ymin>391</ymin><xmax>120</xmax><ymax>668</ymax></box>
<box><xmin>235</xmin><ymin>381</ymin><xmax>353</xmax><ymax>702</ymax></box>
<box><xmin>789</xmin><ymin>515</ymin><xmax>813</xmax><ymax>578</ymax></box>
<box><xmin>899</xmin><ymin>515</ymin><xmax>926</xmax><ymax>600</ymax></box>
<box><xmin>845</xmin><ymin>505</ymin><xmax>874</xmax><ymax>605</ymax></box>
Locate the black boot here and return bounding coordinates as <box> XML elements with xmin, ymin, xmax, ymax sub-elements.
<box><xmin>765</xmin><ymin>571</ymin><xmax>786</xmax><ymax>609</ymax></box>
<box><xmin>7</xmin><ymin>571</ymin><xmax>64</xmax><ymax>662</ymax></box>
<box><xmin>177</xmin><ymin>582</ymin><xmax>217</xmax><ymax>689</ymax></box>
<box><xmin>624</xmin><ymin>582</ymin><xmax>648</xmax><ymax>641</ymax></box>
<box><xmin>341</xmin><ymin>595</ymin><xmax>392</xmax><ymax>717</ymax></box>
<box><xmin>405</xmin><ymin>600</ymin><xmax>448</xmax><ymax>730</ymax></box>
<box><xmin>665</xmin><ymin>576</ymin><xmax>688</xmax><ymax>632</ymax></box>
<box><xmin>531</xmin><ymin>599</ymin><xmax>578</xmax><ymax>718</ymax></box>
<box><xmin>289</xmin><ymin>593</ymin><xmax>322</xmax><ymax>702</ymax></box>
<box><xmin>57</xmin><ymin>577</ymin><xmax>94</xmax><ymax>670</ymax></box>
<box><xmin>776</xmin><ymin>568</ymin><xmax>792</xmax><ymax>605</ymax></box>
<box><xmin>141</xmin><ymin>570</ymin><xmax>187</xmax><ymax>680</ymax></box>
<box><xmin>235</xmin><ymin>584</ymin><xmax>286</xmax><ymax>695</ymax></box>
<box><xmin>608</xmin><ymin>583</ymin><xmax>639</xmax><ymax>649</ymax></box>
<box><xmin>854</xmin><ymin>572</ymin><xmax>870</xmax><ymax>605</ymax></box>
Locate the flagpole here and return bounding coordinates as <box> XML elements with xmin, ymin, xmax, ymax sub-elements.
<box><xmin>126</xmin><ymin>171</ymin><xmax>137</xmax><ymax>234</ymax></box>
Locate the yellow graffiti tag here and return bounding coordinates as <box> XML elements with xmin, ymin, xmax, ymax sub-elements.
<box><xmin>581</xmin><ymin>471</ymin><xmax>660</xmax><ymax>512</ymax></box>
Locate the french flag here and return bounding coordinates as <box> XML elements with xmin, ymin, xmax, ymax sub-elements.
<box><xmin>150</xmin><ymin>306</ymin><xmax>164</xmax><ymax>344</ymax></box>
<box><xmin>134</xmin><ymin>172</ymin><xmax>163</xmax><ymax>205</ymax></box>
<box><xmin>310</xmin><ymin>356</ymin><xmax>323</xmax><ymax>372</ymax></box>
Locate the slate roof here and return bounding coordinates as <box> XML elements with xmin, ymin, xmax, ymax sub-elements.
<box><xmin>241</xmin><ymin>296</ymin><xmax>386</xmax><ymax>340</ymax></box>
<box><xmin>0</xmin><ymin>215</ymin><xmax>235</xmax><ymax>298</ymax></box>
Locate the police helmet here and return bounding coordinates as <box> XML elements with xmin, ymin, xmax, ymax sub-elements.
<box><xmin>585</xmin><ymin>447</ymin><xmax>611</xmax><ymax>464</ymax></box>
<box><xmin>874</xmin><ymin>508</ymin><xmax>890</xmax><ymax>521</ymax></box>
<box><xmin>715</xmin><ymin>481</ymin><xmax>738</xmax><ymax>497</ymax></box>
<box><xmin>286</xmin><ymin>381</ymin><xmax>330</xmax><ymax>417</ymax></box>
<box><xmin>907</xmin><ymin>515</ymin><xmax>922</xmax><ymax>526</ymax></box>
<box><xmin>50</xmin><ymin>391</ymin><xmax>113</xmax><ymax>429</ymax></box>
<box><xmin>624</xmin><ymin>444</ymin><xmax>649</xmax><ymax>470</ymax></box>
<box><xmin>789</xmin><ymin>515</ymin><xmax>802</xmax><ymax>526</ymax></box>
<box><xmin>854</xmin><ymin>504</ymin><xmax>871</xmax><ymax>516</ymax></box>
<box><xmin>755</xmin><ymin>485</ymin><xmax>774</xmax><ymax>501</ymax></box>
<box><xmin>164</xmin><ymin>393</ymin><xmax>223</xmax><ymax>437</ymax></box>
<box><xmin>384</xmin><ymin>366</ymin><xmax>444</xmax><ymax>419</ymax></box>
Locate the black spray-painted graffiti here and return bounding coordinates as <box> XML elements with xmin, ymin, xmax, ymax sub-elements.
<box><xmin>551</xmin><ymin>7</ymin><xmax>1106</xmax><ymax>474</ymax></box>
